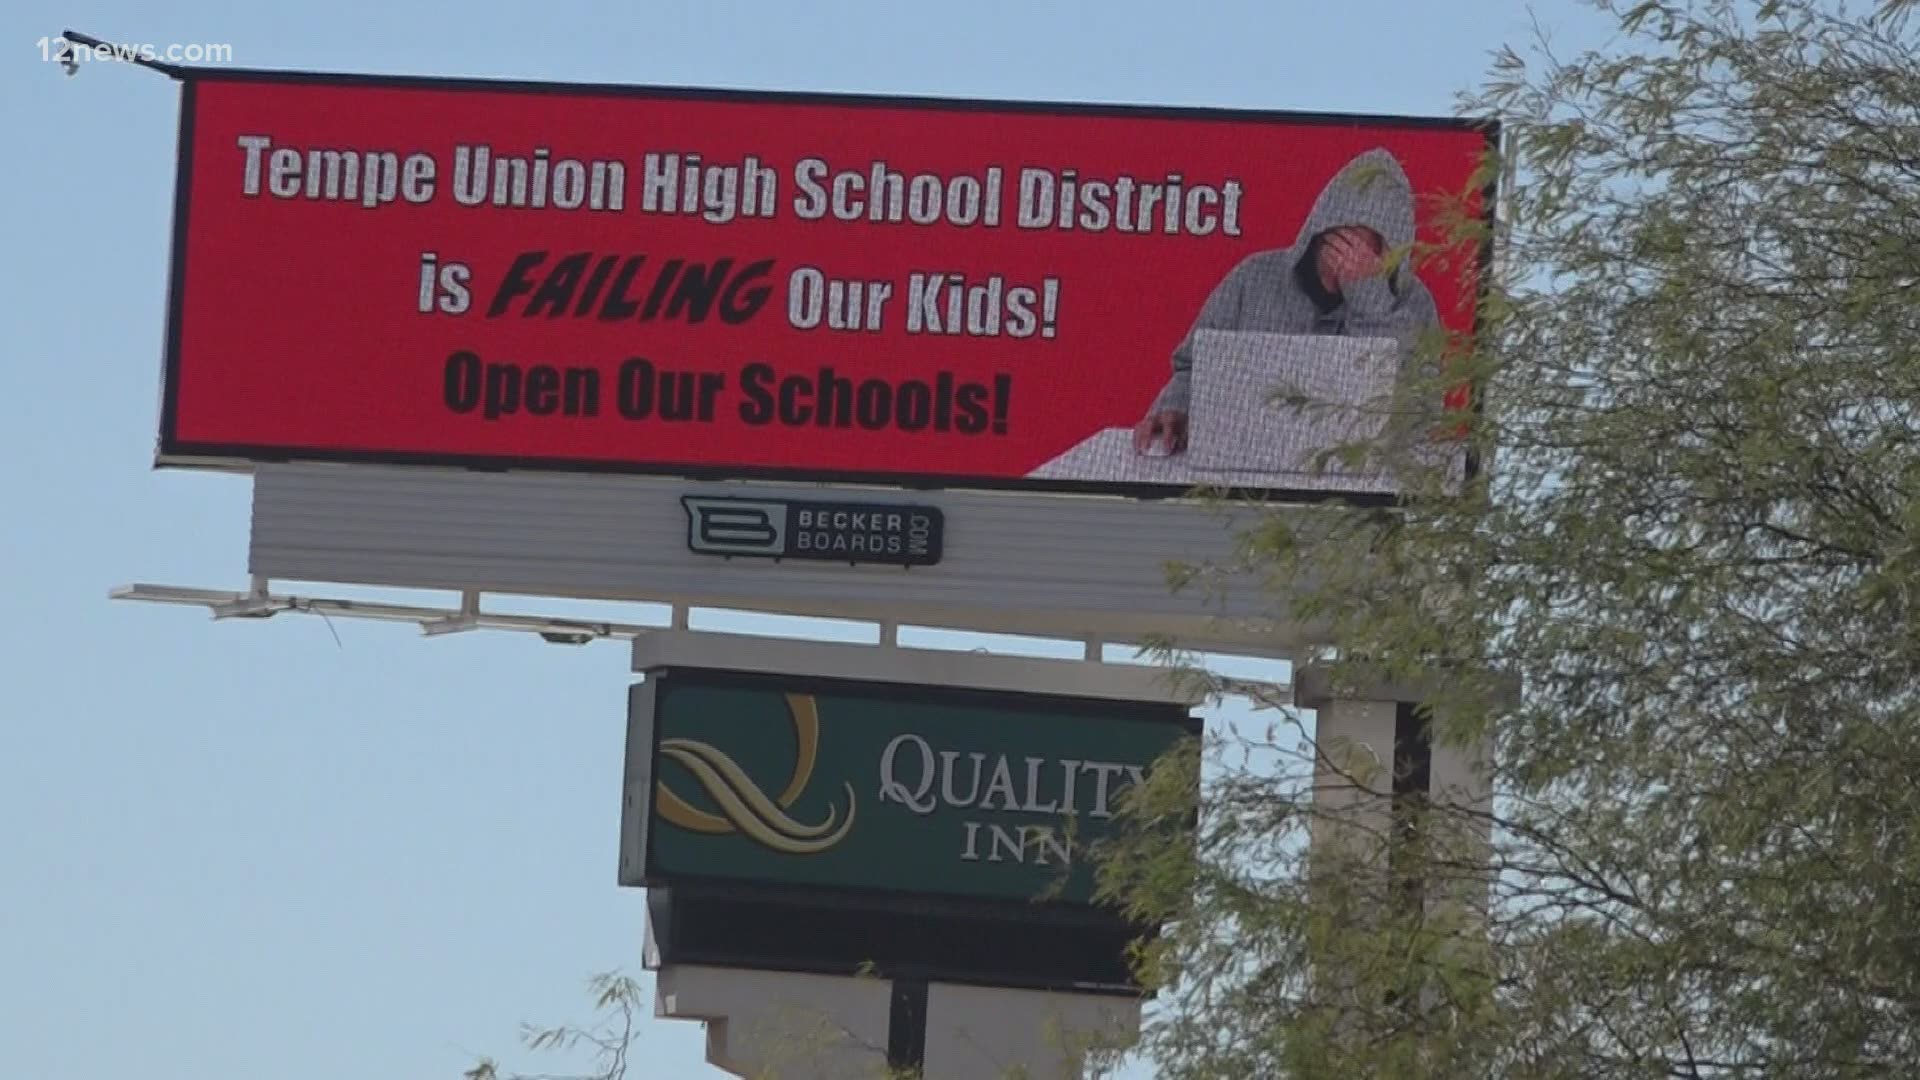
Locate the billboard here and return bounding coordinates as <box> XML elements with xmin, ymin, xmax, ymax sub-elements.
<box><xmin>159</xmin><ymin>70</ymin><xmax>1494</xmax><ymax>498</ymax></box>
<box><xmin>622</xmin><ymin>668</ymin><xmax>1197</xmax><ymax>907</ymax></box>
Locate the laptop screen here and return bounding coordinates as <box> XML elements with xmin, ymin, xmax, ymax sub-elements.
<box><xmin>1184</xmin><ymin>330</ymin><xmax>1403</xmax><ymax>479</ymax></box>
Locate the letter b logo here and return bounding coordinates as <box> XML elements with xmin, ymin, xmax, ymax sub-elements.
<box><xmin>682</xmin><ymin>497</ymin><xmax>788</xmax><ymax>555</ymax></box>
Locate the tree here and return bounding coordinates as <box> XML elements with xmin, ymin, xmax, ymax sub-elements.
<box><xmin>1095</xmin><ymin>1</ymin><xmax>1920</xmax><ymax>1076</ymax></box>
<box><xmin>466</xmin><ymin>973</ymin><xmax>647</xmax><ymax>1080</ymax></box>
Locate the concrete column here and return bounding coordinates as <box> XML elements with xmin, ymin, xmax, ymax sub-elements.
<box><xmin>1295</xmin><ymin>665</ymin><xmax>1497</xmax><ymax>883</ymax></box>
<box><xmin>1295</xmin><ymin>663</ymin><xmax>1502</xmax><ymax>1013</ymax></box>
<box><xmin>1296</xmin><ymin>686</ymin><xmax>1399</xmax><ymax>1018</ymax></box>
<box><xmin>1301</xmin><ymin>690</ymin><xmax>1400</xmax><ymax>883</ymax></box>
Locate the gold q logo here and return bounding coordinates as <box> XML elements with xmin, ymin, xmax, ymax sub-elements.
<box><xmin>656</xmin><ymin>693</ymin><xmax>857</xmax><ymax>854</ymax></box>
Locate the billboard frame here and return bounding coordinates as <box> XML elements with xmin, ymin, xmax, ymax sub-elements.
<box><xmin>154</xmin><ymin>66</ymin><xmax>1501</xmax><ymax>504</ymax></box>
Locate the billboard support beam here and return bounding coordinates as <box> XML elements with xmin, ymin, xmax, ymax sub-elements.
<box><xmin>109</xmin><ymin>582</ymin><xmax>1290</xmax><ymax>700</ymax></box>
<box><xmin>629</xmin><ymin>628</ymin><xmax>1259</xmax><ymax>706</ymax></box>
<box><xmin>111</xmin><ymin>582</ymin><xmax>651</xmax><ymax>643</ymax></box>
<box><xmin>57</xmin><ymin>29</ymin><xmax>189</xmax><ymax>79</ymax></box>
<box><xmin>203</xmin><ymin>577</ymin><xmax>275</xmax><ymax>619</ymax></box>
<box><xmin>244</xmin><ymin>463</ymin><xmax>1312</xmax><ymax>656</ymax></box>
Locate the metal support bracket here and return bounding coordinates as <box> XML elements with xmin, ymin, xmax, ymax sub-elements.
<box><xmin>110</xmin><ymin>580</ymin><xmax>1295</xmax><ymax>701</ymax></box>
<box><xmin>111</xmin><ymin>582</ymin><xmax>655</xmax><ymax>645</ymax></box>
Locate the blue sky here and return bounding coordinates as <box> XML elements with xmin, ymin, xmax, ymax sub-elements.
<box><xmin>2</xmin><ymin>2</ymin><xmax>1611</xmax><ymax>1077</ymax></box>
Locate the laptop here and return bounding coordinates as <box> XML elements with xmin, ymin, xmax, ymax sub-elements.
<box><xmin>1184</xmin><ymin>330</ymin><xmax>1404</xmax><ymax>477</ymax></box>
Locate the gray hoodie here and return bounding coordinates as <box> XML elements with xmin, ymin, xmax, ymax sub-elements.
<box><xmin>1151</xmin><ymin>147</ymin><xmax>1439</xmax><ymax>414</ymax></box>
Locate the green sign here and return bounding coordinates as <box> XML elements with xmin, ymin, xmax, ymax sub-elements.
<box><xmin>624</xmin><ymin>668</ymin><xmax>1195</xmax><ymax>907</ymax></box>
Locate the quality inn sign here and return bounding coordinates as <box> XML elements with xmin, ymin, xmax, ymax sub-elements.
<box><xmin>621</xmin><ymin>668</ymin><xmax>1196</xmax><ymax>907</ymax></box>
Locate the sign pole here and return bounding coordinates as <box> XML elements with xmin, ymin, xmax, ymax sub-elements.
<box><xmin>886</xmin><ymin>979</ymin><xmax>929</xmax><ymax>1074</ymax></box>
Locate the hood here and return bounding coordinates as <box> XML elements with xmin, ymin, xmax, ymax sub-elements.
<box><xmin>1294</xmin><ymin>147</ymin><xmax>1418</xmax><ymax>261</ymax></box>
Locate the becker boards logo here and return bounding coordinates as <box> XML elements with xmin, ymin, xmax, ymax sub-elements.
<box><xmin>655</xmin><ymin>692</ymin><xmax>858</xmax><ymax>855</ymax></box>
<box><xmin>681</xmin><ymin>496</ymin><xmax>944</xmax><ymax>567</ymax></box>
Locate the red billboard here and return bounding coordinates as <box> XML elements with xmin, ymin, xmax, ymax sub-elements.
<box><xmin>159</xmin><ymin>71</ymin><xmax>1494</xmax><ymax>498</ymax></box>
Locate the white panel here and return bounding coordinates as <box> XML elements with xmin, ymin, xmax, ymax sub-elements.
<box><xmin>617</xmin><ymin>681</ymin><xmax>656</xmax><ymax>888</ymax></box>
<box><xmin>654</xmin><ymin>964</ymin><xmax>892</xmax><ymax>1080</ymax></box>
<box><xmin>923</xmin><ymin>982</ymin><xmax>1140</xmax><ymax>1080</ymax></box>
<box><xmin>248</xmin><ymin>463</ymin><xmax>1317</xmax><ymax>651</ymax></box>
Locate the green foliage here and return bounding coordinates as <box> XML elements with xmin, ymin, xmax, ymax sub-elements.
<box><xmin>1099</xmin><ymin>1</ymin><xmax>1920</xmax><ymax>1076</ymax></box>
<box><xmin>466</xmin><ymin>972</ymin><xmax>644</xmax><ymax>1080</ymax></box>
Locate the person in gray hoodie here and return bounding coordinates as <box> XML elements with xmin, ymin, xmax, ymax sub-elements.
<box><xmin>1133</xmin><ymin>147</ymin><xmax>1440</xmax><ymax>455</ymax></box>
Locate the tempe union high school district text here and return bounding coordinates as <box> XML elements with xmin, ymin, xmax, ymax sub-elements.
<box><xmin>234</xmin><ymin>138</ymin><xmax>1251</xmax><ymax>236</ymax></box>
